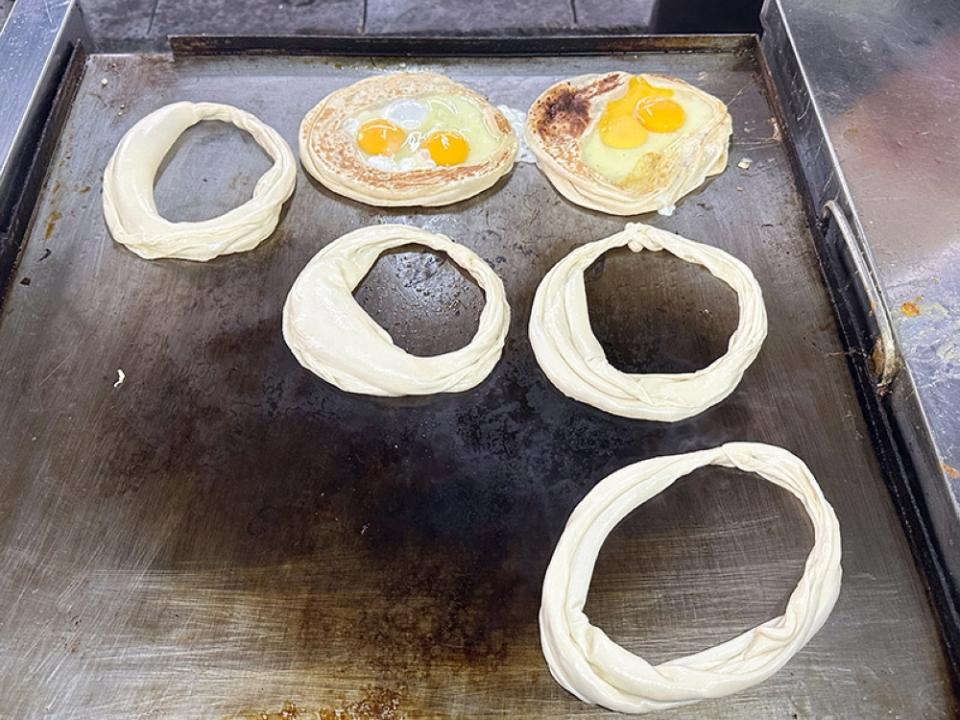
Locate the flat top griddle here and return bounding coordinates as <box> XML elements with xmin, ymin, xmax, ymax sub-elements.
<box><xmin>0</xmin><ymin>44</ymin><xmax>954</xmax><ymax>718</ymax></box>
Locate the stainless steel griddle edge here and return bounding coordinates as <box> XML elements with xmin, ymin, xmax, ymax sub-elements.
<box><xmin>760</xmin><ymin>0</ymin><xmax>960</xmax><ymax>674</ymax></box>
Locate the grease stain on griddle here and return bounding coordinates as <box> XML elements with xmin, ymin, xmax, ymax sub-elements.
<box><xmin>229</xmin><ymin>689</ymin><xmax>405</xmax><ymax>720</ymax></box>
<box><xmin>43</xmin><ymin>210</ymin><xmax>62</xmax><ymax>241</ymax></box>
<box><xmin>584</xmin><ymin>247</ymin><xmax>739</xmax><ymax>374</ymax></box>
<box><xmin>352</xmin><ymin>245</ymin><xmax>483</xmax><ymax>357</ymax></box>
<box><xmin>88</xmin><ymin>203</ymin><xmax>757</xmax><ymax>687</ymax></box>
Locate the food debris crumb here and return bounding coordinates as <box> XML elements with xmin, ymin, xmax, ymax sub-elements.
<box><xmin>100</xmin><ymin>78</ymin><xmax>108</xmax><ymax>86</ymax></box>
<box><xmin>943</xmin><ymin>463</ymin><xmax>960</xmax><ymax>479</ymax></box>
<box><xmin>736</xmin><ymin>186</ymin><xmax>744</xmax><ymax>192</ymax></box>
<box><xmin>657</xmin><ymin>204</ymin><xmax>676</xmax><ymax>217</ymax></box>
<box><xmin>900</xmin><ymin>300</ymin><xmax>921</xmax><ymax>317</ymax></box>
<box><xmin>113</xmin><ymin>369</ymin><xmax>125</xmax><ymax>388</ymax></box>
<box><xmin>769</xmin><ymin>116</ymin><xmax>783</xmax><ymax>142</ymax></box>
<box><xmin>361</xmin><ymin>523</ymin><xmax>369</xmax><ymax>535</ymax></box>
<box><xmin>738</xmin><ymin>158</ymin><xmax>753</xmax><ymax>169</ymax></box>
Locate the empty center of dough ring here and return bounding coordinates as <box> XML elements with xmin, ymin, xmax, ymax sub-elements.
<box><xmin>539</xmin><ymin>442</ymin><xmax>842</xmax><ymax>714</ymax></box>
<box><xmin>282</xmin><ymin>224</ymin><xmax>510</xmax><ymax>397</ymax></box>
<box><xmin>102</xmin><ymin>101</ymin><xmax>296</xmax><ymax>262</ymax></box>
<box><xmin>528</xmin><ymin>223</ymin><xmax>767</xmax><ymax>421</ymax></box>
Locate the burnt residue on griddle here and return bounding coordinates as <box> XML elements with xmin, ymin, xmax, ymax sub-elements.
<box><xmin>353</xmin><ymin>246</ymin><xmax>483</xmax><ymax>357</ymax></box>
<box><xmin>88</xmin><ymin>224</ymin><xmax>750</xmax><ymax>690</ymax></box>
<box><xmin>228</xmin><ymin>689</ymin><xmax>405</xmax><ymax>720</ymax></box>
<box><xmin>584</xmin><ymin>247</ymin><xmax>739</xmax><ymax>374</ymax></box>
<box><xmin>534</xmin><ymin>73</ymin><xmax>620</xmax><ymax>139</ymax></box>
<box><xmin>317</xmin><ymin>688</ymin><xmax>404</xmax><ymax>720</ymax></box>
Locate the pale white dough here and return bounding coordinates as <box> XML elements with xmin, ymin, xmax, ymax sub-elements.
<box><xmin>529</xmin><ymin>223</ymin><xmax>767</xmax><ymax>421</ymax></box>
<box><xmin>102</xmin><ymin>101</ymin><xmax>296</xmax><ymax>261</ymax></box>
<box><xmin>540</xmin><ymin>442</ymin><xmax>843</xmax><ymax>714</ymax></box>
<box><xmin>282</xmin><ymin>224</ymin><xmax>510</xmax><ymax>397</ymax></box>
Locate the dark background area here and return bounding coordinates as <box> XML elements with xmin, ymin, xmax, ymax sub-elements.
<box><xmin>0</xmin><ymin>0</ymin><xmax>764</xmax><ymax>50</ymax></box>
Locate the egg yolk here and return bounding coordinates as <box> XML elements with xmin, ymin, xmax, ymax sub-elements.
<box><xmin>425</xmin><ymin>130</ymin><xmax>469</xmax><ymax>166</ymax></box>
<box><xmin>636</xmin><ymin>97</ymin><xmax>686</xmax><ymax>133</ymax></box>
<box><xmin>598</xmin><ymin>113</ymin><xmax>648</xmax><ymax>149</ymax></box>
<box><xmin>357</xmin><ymin>119</ymin><xmax>406</xmax><ymax>156</ymax></box>
<box><xmin>597</xmin><ymin>76</ymin><xmax>686</xmax><ymax>148</ymax></box>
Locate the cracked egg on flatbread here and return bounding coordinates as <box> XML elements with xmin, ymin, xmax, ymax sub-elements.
<box><xmin>526</xmin><ymin>72</ymin><xmax>732</xmax><ymax>215</ymax></box>
<box><xmin>300</xmin><ymin>73</ymin><xmax>518</xmax><ymax>207</ymax></box>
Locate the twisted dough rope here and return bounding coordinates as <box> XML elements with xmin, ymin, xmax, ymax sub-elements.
<box><xmin>282</xmin><ymin>224</ymin><xmax>510</xmax><ymax>397</ymax></box>
<box><xmin>103</xmin><ymin>101</ymin><xmax>296</xmax><ymax>261</ymax></box>
<box><xmin>529</xmin><ymin>223</ymin><xmax>767</xmax><ymax>421</ymax></box>
<box><xmin>540</xmin><ymin>442</ymin><xmax>843</xmax><ymax>714</ymax></box>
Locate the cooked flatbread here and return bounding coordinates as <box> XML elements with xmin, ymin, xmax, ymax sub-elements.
<box><xmin>526</xmin><ymin>72</ymin><xmax>731</xmax><ymax>215</ymax></box>
<box><xmin>300</xmin><ymin>73</ymin><xmax>518</xmax><ymax>207</ymax></box>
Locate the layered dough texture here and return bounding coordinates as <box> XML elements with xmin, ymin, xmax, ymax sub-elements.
<box><xmin>300</xmin><ymin>73</ymin><xmax>518</xmax><ymax>207</ymax></box>
<box><xmin>540</xmin><ymin>442</ymin><xmax>842</xmax><ymax>714</ymax></box>
<box><xmin>102</xmin><ymin>101</ymin><xmax>296</xmax><ymax>261</ymax></box>
<box><xmin>529</xmin><ymin>223</ymin><xmax>766</xmax><ymax>421</ymax></box>
<box><xmin>526</xmin><ymin>72</ymin><xmax>731</xmax><ymax>215</ymax></box>
<box><xmin>283</xmin><ymin>224</ymin><xmax>510</xmax><ymax>396</ymax></box>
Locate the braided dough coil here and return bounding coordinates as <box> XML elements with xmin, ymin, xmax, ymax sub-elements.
<box><xmin>540</xmin><ymin>442</ymin><xmax>843</xmax><ymax>714</ymax></box>
<box><xmin>103</xmin><ymin>101</ymin><xmax>296</xmax><ymax>261</ymax></box>
<box><xmin>529</xmin><ymin>223</ymin><xmax>766</xmax><ymax>421</ymax></box>
<box><xmin>283</xmin><ymin>224</ymin><xmax>510</xmax><ymax>396</ymax></box>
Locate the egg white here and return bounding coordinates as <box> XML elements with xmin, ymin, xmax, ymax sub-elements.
<box><xmin>351</xmin><ymin>94</ymin><xmax>501</xmax><ymax>171</ymax></box>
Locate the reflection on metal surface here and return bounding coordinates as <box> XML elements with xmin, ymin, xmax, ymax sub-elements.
<box><xmin>821</xmin><ymin>199</ymin><xmax>899</xmax><ymax>392</ymax></box>
<box><xmin>0</xmin><ymin>0</ymin><xmax>90</xmax><ymax>297</ymax></box>
<box><xmin>775</xmin><ymin>0</ymin><xmax>960</xmax><ymax>493</ymax></box>
<box><xmin>767</xmin><ymin>0</ymin><xmax>960</xmax><ymax>678</ymax></box>
<box><xmin>0</xmin><ymin>0</ymin><xmax>90</xmax><ymax>214</ymax></box>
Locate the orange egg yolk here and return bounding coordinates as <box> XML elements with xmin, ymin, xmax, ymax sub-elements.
<box><xmin>357</xmin><ymin>119</ymin><xmax>406</xmax><ymax>156</ymax></box>
<box><xmin>635</xmin><ymin>97</ymin><xmax>686</xmax><ymax>133</ymax></box>
<box><xmin>426</xmin><ymin>130</ymin><xmax>469</xmax><ymax>166</ymax></box>
<box><xmin>598</xmin><ymin>113</ymin><xmax>648</xmax><ymax>149</ymax></box>
<box><xmin>597</xmin><ymin>76</ymin><xmax>686</xmax><ymax>148</ymax></box>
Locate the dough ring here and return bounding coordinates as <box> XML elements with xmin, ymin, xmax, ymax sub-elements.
<box><xmin>540</xmin><ymin>442</ymin><xmax>843</xmax><ymax>715</ymax></box>
<box><xmin>102</xmin><ymin>101</ymin><xmax>297</xmax><ymax>261</ymax></box>
<box><xmin>529</xmin><ymin>223</ymin><xmax>767</xmax><ymax>421</ymax></box>
<box><xmin>282</xmin><ymin>224</ymin><xmax>510</xmax><ymax>396</ymax></box>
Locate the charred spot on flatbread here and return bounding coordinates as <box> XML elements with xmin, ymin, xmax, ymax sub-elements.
<box><xmin>533</xmin><ymin>74</ymin><xmax>621</xmax><ymax>140</ymax></box>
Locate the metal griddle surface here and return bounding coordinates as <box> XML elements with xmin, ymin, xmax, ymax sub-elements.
<box><xmin>0</xmin><ymin>48</ymin><xmax>954</xmax><ymax>718</ymax></box>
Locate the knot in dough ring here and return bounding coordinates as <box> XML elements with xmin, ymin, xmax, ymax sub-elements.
<box><xmin>529</xmin><ymin>223</ymin><xmax>767</xmax><ymax>421</ymax></box>
<box><xmin>282</xmin><ymin>224</ymin><xmax>510</xmax><ymax>397</ymax></box>
<box><xmin>540</xmin><ymin>442</ymin><xmax>843</xmax><ymax>715</ymax></box>
<box><xmin>103</xmin><ymin>101</ymin><xmax>297</xmax><ymax>261</ymax></box>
